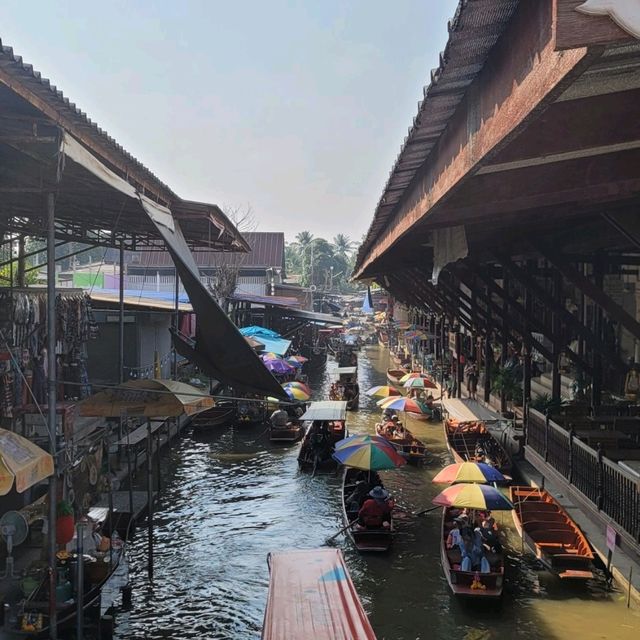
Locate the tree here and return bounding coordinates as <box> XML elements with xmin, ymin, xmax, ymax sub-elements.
<box><xmin>295</xmin><ymin>231</ymin><xmax>314</xmax><ymax>248</ymax></box>
<box><xmin>332</xmin><ymin>234</ymin><xmax>353</xmax><ymax>256</ymax></box>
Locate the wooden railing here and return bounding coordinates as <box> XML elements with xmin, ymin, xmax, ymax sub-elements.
<box><xmin>527</xmin><ymin>409</ymin><xmax>640</xmax><ymax>543</ymax></box>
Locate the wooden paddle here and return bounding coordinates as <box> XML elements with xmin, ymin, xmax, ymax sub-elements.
<box><xmin>325</xmin><ymin>519</ymin><xmax>357</xmax><ymax>544</ymax></box>
<box><xmin>413</xmin><ymin>505</ymin><xmax>441</xmax><ymax>517</ymax></box>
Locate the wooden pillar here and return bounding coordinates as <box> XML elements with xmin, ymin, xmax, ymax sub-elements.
<box><xmin>16</xmin><ymin>235</ymin><xmax>25</xmax><ymax>287</ymax></box>
<box><xmin>551</xmin><ymin>268</ymin><xmax>562</xmax><ymax>402</ymax></box>
<box><xmin>500</xmin><ymin>274</ymin><xmax>509</xmax><ymax>413</ymax></box>
<box><xmin>592</xmin><ymin>256</ymin><xmax>604</xmax><ymax>407</ymax></box>
<box><xmin>484</xmin><ymin>334</ymin><xmax>492</xmax><ymax>403</ymax></box>
<box><xmin>455</xmin><ymin>329</ymin><xmax>463</xmax><ymax>398</ymax></box>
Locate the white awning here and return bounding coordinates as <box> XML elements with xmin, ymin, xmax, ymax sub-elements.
<box><xmin>300</xmin><ymin>401</ymin><xmax>348</xmax><ymax>422</ymax></box>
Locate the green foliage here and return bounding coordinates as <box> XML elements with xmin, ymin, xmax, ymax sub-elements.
<box><xmin>285</xmin><ymin>232</ymin><xmax>360</xmax><ymax>293</ymax></box>
<box><xmin>491</xmin><ymin>366</ymin><xmax>522</xmax><ymax>405</ymax></box>
<box><xmin>56</xmin><ymin>500</ymin><xmax>73</xmax><ymax>517</ymax></box>
<box><xmin>530</xmin><ymin>393</ymin><xmax>566</xmax><ymax>415</ymax></box>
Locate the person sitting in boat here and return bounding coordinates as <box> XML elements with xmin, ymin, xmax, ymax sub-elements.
<box><xmin>311</xmin><ymin>422</ymin><xmax>332</xmax><ymax>460</ymax></box>
<box><xmin>346</xmin><ymin>479</ymin><xmax>369</xmax><ymax>513</ymax></box>
<box><xmin>460</xmin><ymin>527</ymin><xmax>490</xmax><ymax>574</ymax></box>
<box><xmin>479</xmin><ymin>519</ymin><xmax>502</xmax><ymax>554</ymax></box>
<box><xmin>446</xmin><ymin>519</ymin><xmax>463</xmax><ymax>551</ymax></box>
<box><xmin>357</xmin><ymin>486</ymin><xmax>393</xmax><ymax>530</ymax></box>
<box><xmin>474</xmin><ymin>443</ymin><xmax>487</xmax><ymax>464</ymax></box>
<box><xmin>270</xmin><ymin>406</ymin><xmax>289</xmax><ymax>429</ymax></box>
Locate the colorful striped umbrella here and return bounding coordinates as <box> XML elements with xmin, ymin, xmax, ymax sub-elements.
<box><xmin>284</xmin><ymin>386</ymin><xmax>310</xmax><ymax>401</ymax></box>
<box><xmin>282</xmin><ymin>381</ymin><xmax>312</xmax><ymax>395</ymax></box>
<box><xmin>399</xmin><ymin>372</ymin><xmax>429</xmax><ymax>384</ymax></box>
<box><xmin>377</xmin><ymin>396</ymin><xmax>430</xmax><ymax>414</ymax></box>
<box><xmin>403</xmin><ymin>377</ymin><xmax>437</xmax><ymax>390</ymax></box>
<box><xmin>431</xmin><ymin>484</ymin><xmax>513</xmax><ymax>510</ymax></box>
<box><xmin>432</xmin><ymin>462</ymin><xmax>506</xmax><ymax>485</ymax></box>
<box><xmin>365</xmin><ymin>385</ymin><xmax>401</xmax><ymax>398</ymax></box>
<box><xmin>287</xmin><ymin>355</ymin><xmax>308</xmax><ymax>364</ymax></box>
<box><xmin>261</xmin><ymin>352</ymin><xmax>281</xmax><ymax>360</ymax></box>
<box><xmin>335</xmin><ymin>434</ymin><xmax>395</xmax><ymax>451</ymax></box>
<box><xmin>332</xmin><ymin>441</ymin><xmax>407</xmax><ymax>471</ymax></box>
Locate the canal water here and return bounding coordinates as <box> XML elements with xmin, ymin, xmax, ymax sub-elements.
<box><xmin>113</xmin><ymin>347</ymin><xmax>640</xmax><ymax>640</ymax></box>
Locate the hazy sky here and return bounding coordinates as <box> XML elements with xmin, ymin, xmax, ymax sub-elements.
<box><xmin>1</xmin><ymin>1</ymin><xmax>457</xmax><ymax>243</ymax></box>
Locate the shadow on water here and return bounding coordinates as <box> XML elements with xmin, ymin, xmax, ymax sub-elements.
<box><xmin>112</xmin><ymin>346</ymin><xmax>640</xmax><ymax>640</ymax></box>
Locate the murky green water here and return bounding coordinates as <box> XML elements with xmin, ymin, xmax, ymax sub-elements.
<box><xmin>113</xmin><ymin>347</ymin><xmax>640</xmax><ymax>639</ymax></box>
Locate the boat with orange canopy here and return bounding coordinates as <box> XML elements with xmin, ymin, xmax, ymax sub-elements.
<box><xmin>262</xmin><ymin>549</ymin><xmax>377</xmax><ymax>640</ymax></box>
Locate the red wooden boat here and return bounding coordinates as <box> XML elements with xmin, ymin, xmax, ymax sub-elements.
<box><xmin>509</xmin><ymin>486</ymin><xmax>594</xmax><ymax>580</ymax></box>
<box><xmin>386</xmin><ymin>368</ymin><xmax>407</xmax><ymax>386</ymax></box>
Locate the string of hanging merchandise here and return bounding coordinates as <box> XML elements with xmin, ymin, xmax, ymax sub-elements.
<box><xmin>123</xmin><ymin>350</ymin><xmax>175</xmax><ymax>379</ymax></box>
<box><xmin>0</xmin><ymin>329</ymin><xmax>53</xmax><ymax>443</ymax></box>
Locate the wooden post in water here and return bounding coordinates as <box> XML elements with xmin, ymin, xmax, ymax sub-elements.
<box><xmin>147</xmin><ymin>420</ymin><xmax>154</xmax><ymax>581</ymax></box>
<box><xmin>76</xmin><ymin>520</ymin><xmax>87</xmax><ymax>640</ymax></box>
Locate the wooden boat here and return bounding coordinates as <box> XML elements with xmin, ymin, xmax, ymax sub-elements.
<box><xmin>262</xmin><ymin>549</ymin><xmax>376</xmax><ymax>640</ymax></box>
<box><xmin>509</xmin><ymin>486</ymin><xmax>594</xmax><ymax>580</ymax></box>
<box><xmin>386</xmin><ymin>368</ymin><xmax>407</xmax><ymax>386</ymax></box>
<box><xmin>297</xmin><ymin>401</ymin><xmax>348</xmax><ymax>472</ymax></box>
<box><xmin>269</xmin><ymin>420</ymin><xmax>304</xmax><ymax>443</ymax></box>
<box><xmin>375</xmin><ymin>420</ymin><xmax>427</xmax><ymax>463</ymax></box>
<box><xmin>443</xmin><ymin>418</ymin><xmax>512</xmax><ymax>476</ymax></box>
<box><xmin>329</xmin><ymin>367</ymin><xmax>359</xmax><ymax>411</ymax></box>
<box><xmin>11</xmin><ymin>522</ymin><xmax>128</xmax><ymax>637</ymax></box>
<box><xmin>440</xmin><ymin>507</ymin><xmax>505</xmax><ymax>598</ymax></box>
<box><xmin>341</xmin><ymin>467</ymin><xmax>393</xmax><ymax>552</ymax></box>
<box><xmin>191</xmin><ymin>404</ymin><xmax>236</xmax><ymax>431</ymax></box>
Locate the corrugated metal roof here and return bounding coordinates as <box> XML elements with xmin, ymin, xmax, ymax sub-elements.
<box><xmin>133</xmin><ymin>232</ymin><xmax>285</xmax><ymax>269</ymax></box>
<box><xmin>0</xmin><ymin>39</ymin><xmax>176</xmax><ymax>201</ymax></box>
<box><xmin>355</xmin><ymin>0</ymin><xmax>520</xmax><ymax>273</ymax></box>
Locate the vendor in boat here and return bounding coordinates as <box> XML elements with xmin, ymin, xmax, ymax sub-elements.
<box><xmin>270</xmin><ymin>406</ymin><xmax>289</xmax><ymax>429</ymax></box>
<box><xmin>311</xmin><ymin>422</ymin><xmax>332</xmax><ymax>459</ymax></box>
<box><xmin>346</xmin><ymin>479</ymin><xmax>369</xmax><ymax>512</ymax></box>
<box><xmin>357</xmin><ymin>486</ymin><xmax>393</xmax><ymax>530</ymax></box>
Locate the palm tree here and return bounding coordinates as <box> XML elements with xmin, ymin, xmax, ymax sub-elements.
<box><xmin>295</xmin><ymin>231</ymin><xmax>314</xmax><ymax>249</ymax></box>
<box><xmin>332</xmin><ymin>233</ymin><xmax>353</xmax><ymax>256</ymax></box>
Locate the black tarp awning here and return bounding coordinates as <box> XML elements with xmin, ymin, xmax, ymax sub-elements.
<box><xmin>142</xmin><ymin>200</ymin><xmax>287</xmax><ymax>399</ymax></box>
<box><xmin>59</xmin><ymin>133</ymin><xmax>286</xmax><ymax>400</ymax></box>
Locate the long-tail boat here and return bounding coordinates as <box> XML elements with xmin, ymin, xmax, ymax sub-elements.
<box><xmin>443</xmin><ymin>418</ymin><xmax>512</xmax><ymax>476</ymax></box>
<box><xmin>191</xmin><ymin>403</ymin><xmax>236</xmax><ymax>431</ymax></box>
<box><xmin>329</xmin><ymin>367</ymin><xmax>359</xmax><ymax>411</ymax></box>
<box><xmin>341</xmin><ymin>467</ymin><xmax>393</xmax><ymax>553</ymax></box>
<box><xmin>297</xmin><ymin>401</ymin><xmax>348</xmax><ymax>473</ymax></box>
<box><xmin>509</xmin><ymin>486</ymin><xmax>594</xmax><ymax>580</ymax></box>
<box><xmin>386</xmin><ymin>369</ymin><xmax>407</xmax><ymax>386</ymax></box>
<box><xmin>440</xmin><ymin>507</ymin><xmax>505</xmax><ymax>598</ymax></box>
<box><xmin>375</xmin><ymin>421</ymin><xmax>427</xmax><ymax>463</ymax></box>
<box><xmin>262</xmin><ymin>549</ymin><xmax>377</xmax><ymax>640</ymax></box>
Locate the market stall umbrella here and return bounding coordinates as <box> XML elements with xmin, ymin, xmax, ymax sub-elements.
<box><xmin>0</xmin><ymin>428</ymin><xmax>54</xmax><ymax>495</ymax></box>
<box><xmin>332</xmin><ymin>441</ymin><xmax>407</xmax><ymax>471</ymax></box>
<box><xmin>263</xmin><ymin>359</ymin><xmax>295</xmax><ymax>374</ymax></box>
<box><xmin>432</xmin><ymin>462</ymin><xmax>506</xmax><ymax>485</ymax></box>
<box><xmin>287</xmin><ymin>355</ymin><xmax>308</xmax><ymax>365</ymax></box>
<box><xmin>403</xmin><ymin>377</ymin><xmax>437</xmax><ymax>390</ymax></box>
<box><xmin>335</xmin><ymin>434</ymin><xmax>396</xmax><ymax>451</ymax></box>
<box><xmin>284</xmin><ymin>386</ymin><xmax>310</xmax><ymax>401</ymax></box>
<box><xmin>282</xmin><ymin>381</ymin><xmax>312</xmax><ymax>395</ymax></box>
<box><xmin>399</xmin><ymin>372</ymin><xmax>431</xmax><ymax>384</ymax></box>
<box><xmin>365</xmin><ymin>385</ymin><xmax>401</xmax><ymax>398</ymax></box>
<box><xmin>261</xmin><ymin>352</ymin><xmax>281</xmax><ymax>361</ymax></box>
<box><xmin>432</xmin><ymin>484</ymin><xmax>513</xmax><ymax>510</ymax></box>
<box><xmin>78</xmin><ymin>379</ymin><xmax>214</xmax><ymax>418</ymax></box>
<box><xmin>377</xmin><ymin>396</ymin><xmax>431</xmax><ymax>415</ymax></box>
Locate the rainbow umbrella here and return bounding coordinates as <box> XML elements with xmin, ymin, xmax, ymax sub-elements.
<box><xmin>284</xmin><ymin>386</ymin><xmax>310</xmax><ymax>401</ymax></box>
<box><xmin>335</xmin><ymin>434</ymin><xmax>395</xmax><ymax>451</ymax></box>
<box><xmin>432</xmin><ymin>462</ymin><xmax>506</xmax><ymax>485</ymax></box>
<box><xmin>403</xmin><ymin>377</ymin><xmax>437</xmax><ymax>390</ymax></box>
<box><xmin>366</xmin><ymin>385</ymin><xmax>401</xmax><ymax>398</ymax></box>
<box><xmin>287</xmin><ymin>355</ymin><xmax>308</xmax><ymax>364</ymax></box>
<box><xmin>377</xmin><ymin>396</ymin><xmax>430</xmax><ymax>415</ymax></box>
<box><xmin>431</xmin><ymin>484</ymin><xmax>513</xmax><ymax>510</ymax></box>
<box><xmin>399</xmin><ymin>372</ymin><xmax>428</xmax><ymax>384</ymax></box>
<box><xmin>332</xmin><ymin>441</ymin><xmax>407</xmax><ymax>471</ymax></box>
<box><xmin>285</xmin><ymin>358</ymin><xmax>304</xmax><ymax>369</ymax></box>
<box><xmin>282</xmin><ymin>381</ymin><xmax>312</xmax><ymax>395</ymax></box>
<box><xmin>261</xmin><ymin>352</ymin><xmax>281</xmax><ymax>360</ymax></box>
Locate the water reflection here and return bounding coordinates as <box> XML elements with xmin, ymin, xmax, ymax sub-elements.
<box><xmin>114</xmin><ymin>346</ymin><xmax>639</xmax><ymax>640</ymax></box>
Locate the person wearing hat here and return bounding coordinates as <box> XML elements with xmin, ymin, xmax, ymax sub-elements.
<box><xmin>357</xmin><ymin>486</ymin><xmax>393</xmax><ymax>529</ymax></box>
